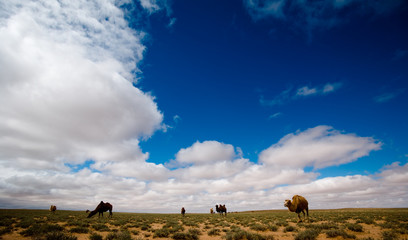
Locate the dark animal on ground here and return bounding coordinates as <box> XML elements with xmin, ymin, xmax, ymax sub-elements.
<box><xmin>181</xmin><ymin>207</ymin><xmax>185</xmax><ymax>216</ymax></box>
<box><xmin>215</xmin><ymin>204</ymin><xmax>227</xmax><ymax>216</ymax></box>
<box><xmin>49</xmin><ymin>205</ymin><xmax>56</xmax><ymax>213</ymax></box>
<box><xmin>284</xmin><ymin>195</ymin><xmax>309</xmax><ymax>222</ymax></box>
<box><xmin>87</xmin><ymin>201</ymin><xmax>113</xmax><ymax>218</ymax></box>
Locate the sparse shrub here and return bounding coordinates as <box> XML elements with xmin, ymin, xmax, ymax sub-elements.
<box><xmin>325</xmin><ymin>229</ymin><xmax>355</xmax><ymax>239</ymax></box>
<box><xmin>208</xmin><ymin>228</ymin><xmax>221</xmax><ymax>236</ymax></box>
<box><xmin>105</xmin><ymin>230</ymin><xmax>132</xmax><ymax>240</ymax></box>
<box><xmin>172</xmin><ymin>232</ymin><xmax>199</xmax><ymax>240</ymax></box>
<box><xmin>153</xmin><ymin>228</ymin><xmax>170</xmax><ymax>238</ymax></box>
<box><xmin>268</xmin><ymin>225</ymin><xmax>278</xmax><ymax>232</ymax></box>
<box><xmin>0</xmin><ymin>226</ymin><xmax>13</xmax><ymax>235</ymax></box>
<box><xmin>89</xmin><ymin>232</ymin><xmax>103</xmax><ymax>240</ymax></box>
<box><xmin>295</xmin><ymin>229</ymin><xmax>320</xmax><ymax>240</ymax></box>
<box><xmin>346</xmin><ymin>223</ymin><xmax>363</xmax><ymax>232</ymax></box>
<box><xmin>46</xmin><ymin>232</ymin><xmax>77</xmax><ymax>240</ymax></box>
<box><xmin>70</xmin><ymin>226</ymin><xmax>89</xmax><ymax>233</ymax></box>
<box><xmin>93</xmin><ymin>223</ymin><xmax>110</xmax><ymax>231</ymax></box>
<box><xmin>382</xmin><ymin>230</ymin><xmax>398</xmax><ymax>240</ymax></box>
<box><xmin>21</xmin><ymin>223</ymin><xmax>64</xmax><ymax>237</ymax></box>
<box><xmin>225</xmin><ymin>229</ymin><xmax>273</xmax><ymax>240</ymax></box>
<box><xmin>188</xmin><ymin>228</ymin><xmax>201</xmax><ymax>235</ymax></box>
<box><xmin>250</xmin><ymin>223</ymin><xmax>268</xmax><ymax>231</ymax></box>
<box><xmin>284</xmin><ymin>225</ymin><xmax>296</xmax><ymax>232</ymax></box>
<box><xmin>276</xmin><ymin>220</ymin><xmax>289</xmax><ymax>227</ymax></box>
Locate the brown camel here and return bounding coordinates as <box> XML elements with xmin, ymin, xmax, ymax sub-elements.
<box><xmin>215</xmin><ymin>204</ymin><xmax>227</xmax><ymax>216</ymax></box>
<box><xmin>87</xmin><ymin>201</ymin><xmax>113</xmax><ymax>218</ymax></box>
<box><xmin>181</xmin><ymin>207</ymin><xmax>186</xmax><ymax>217</ymax></box>
<box><xmin>284</xmin><ymin>195</ymin><xmax>309</xmax><ymax>222</ymax></box>
<box><xmin>49</xmin><ymin>205</ymin><xmax>56</xmax><ymax>213</ymax></box>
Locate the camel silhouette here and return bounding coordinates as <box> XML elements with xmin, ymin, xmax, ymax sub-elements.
<box><xmin>87</xmin><ymin>201</ymin><xmax>113</xmax><ymax>218</ymax></box>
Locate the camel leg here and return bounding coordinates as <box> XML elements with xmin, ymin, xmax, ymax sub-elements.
<box><xmin>297</xmin><ymin>213</ymin><xmax>302</xmax><ymax>222</ymax></box>
<box><xmin>306</xmin><ymin>208</ymin><xmax>309</xmax><ymax>222</ymax></box>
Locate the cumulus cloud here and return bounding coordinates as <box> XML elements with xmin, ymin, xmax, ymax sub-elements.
<box><xmin>0</xmin><ymin>0</ymin><xmax>164</xmax><ymax>200</ymax></box>
<box><xmin>174</xmin><ymin>141</ymin><xmax>237</xmax><ymax>165</ymax></box>
<box><xmin>259</xmin><ymin>126</ymin><xmax>382</xmax><ymax>169</ymax></box>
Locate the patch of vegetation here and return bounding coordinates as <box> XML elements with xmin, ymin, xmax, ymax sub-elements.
<box><xmin>70</xmin><ymin>226</ymin><xmax>89</xmax><ymax>233</ymax></box>
<box><xmin>225</xmin><ymin>229</ymin><xmax>274</xmax><ymax>240</ymax></box>
<box><xmin>208</xmin><ymin>228</ymin><xmax>221</xmax><ymax>236</ymax></box>
<box><xmin>346</xmin><ymin>223</ymin><xmax>363</xmax><ymax>232</ymax></box>
<box><xmin>295</xmin><ymin>229</ymin><xmax>321</xmax><ymax>240</ymax></box>
<box><xmin>325</xmin><ymin>229</ymin><xmax>356</xmax><ymax>239</ymax></box>
<box><xmin>382</xmin><ymin>230</ymin><xmax>398</xmax><ymax>240</ymax></box>
<box><xmin>89</xmin><ymin>232</ymin><xmax>103</xmax><ymax>240</ymax></box>
<box><xmin>21</xmin><ymin>223</ymin><xmax>64</xmax><ymax>237</ymax></box>
<box><xmin>284</xmin><ymin>225</ymin><xmax>297</xmax><ymax>232</ymax></box>
<box><xmin>153</xmin><ymin>228</ymin><xmax>170</xmax><ymax>238</ymax></box>
<box><xmin>172</xmin><ymin>232</ymin><xmax>199</xmax><ymax>240</ymax></box>
<box><xmin>105</xmin><ymin>230</ymin><xmax>132</xmax><ymax>240</ymax></box>
<box><xmin>92</xmin><ymin>223</ymin><xmax>110</xmax><ymax>231</ymax></box>
<box><xmin>45</xmin><ymin>231</ymin><xmax>77</xmax><ymax>240</ymax></box>
<box><xmin>249</xmin><ymin>223</ymin><xmax>268</xmax><ymax>231</ymax></box>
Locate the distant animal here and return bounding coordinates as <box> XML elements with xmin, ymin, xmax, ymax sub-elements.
<box><xmin>215</xmin><ymin>204</ymin><xmax>227</xmax><ymax>216</ymax></box>
<box><xmin>50</xmin><ymin>205</ymin><xmax>56</xmax><ymax>213</ymax></box>
<box><xmin>210</xmin><ymin>208</ymin><xmax>214</xmax><ymax>214</ymax></box>
<box><xmin>284</xmin><ymin>195</ymin><xmax>309</xmax><ymax>222</ymax></box>
<box><xmin>87</xmin><ymin>201</ymin><xmax>113</xmax><ymax>218</ymax></box>
<box><xmin>181</xmin><ymin>207</ymin><xmax>186</xmax><ymax>217</ymax></box>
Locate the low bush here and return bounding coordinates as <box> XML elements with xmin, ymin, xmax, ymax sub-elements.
<box><xmin>325</xmin><ymin>229</ymin><xmax>355</xmax><ymax>239</ymax></box>
<box><xmin>382</xmin><ymin>230</ymin><xmax>398</xmax><ymax>240</ymax></box>
<box><xmin>105</xmin><ymin>231</ymin><xmax>132</xmax><ymax>240</ymax></box>
<box><xmin>89</xmin><ymin>232</ymin><xmax>103</xmax><ymax>240</ymax></box>
<box><xmin>153</xmin><ymin>228</ymin><xmax>170</xmax><ymax>238</ymax></box>
<box><xmin>208</xmin><ymin>228</ymin><xmax>221</xmax><ymax>236</ymax></box>
<box><xmin>225</xmin><ymin>229</ymin><xmax>274</xmax><ymax>240</ymax></box>
<box><xmin>45</xmin><ymin>232</ymin><xmax>77</xmax><ymax>240</ymax></box>
<box><xmin>172</xmin><ymin>232</ymin><xmax>199</xmax><ymax>240</ymax></box>
<box><xmin>295</xmin><ymin>229</ymin><xmax>320</xmax><ymax>240</ymax></box>
<box><xmin>70</xmin><ymin>226</ymin><xmax>89</xmax><ymax>233</ymax></box>
<box><xmin>346</xmin><ymin>223</ymin><xmax>363</xmax><ymax>232</ymax></box>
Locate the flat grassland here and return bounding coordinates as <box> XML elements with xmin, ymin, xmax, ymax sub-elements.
<box><xmin>1</xmin><ymin>208</ymin><xmax>407</xmax><ymax>240</ymax></box>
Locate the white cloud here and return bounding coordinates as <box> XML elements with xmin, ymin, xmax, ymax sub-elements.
<box><xmin>296</xmin><ymin>86</ymin><xmax>317</xmax><ymax>96</ymax></box>
<box><xmin>261</xmin><ymin>82</ymin><xmax>342</xmax><ymax>106</ymax></box>
<box><xmin>259</xmin><ymin>126</ymin><xmax>382</xmax><ymax>169</ymax></box>
<box><xmin>0</xmin><ymin>0</ymin><xmax>165</xmax><ymax>203</ymax></box>
<box><xmin>175</xmin><ymin>141</ymin><xmax>237</xmax><ymax>165</ymax></box>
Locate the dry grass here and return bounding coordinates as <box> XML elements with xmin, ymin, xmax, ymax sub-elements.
<box><xmin>0</xmin><ymin>208</ymin><xmax>407</xmax><ymax>240</ymax></box>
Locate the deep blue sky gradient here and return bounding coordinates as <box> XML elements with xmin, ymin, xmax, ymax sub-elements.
<box><xmin>138</xmin><ymin>0</ymin><xmax>407</xmax><ymax>177</ymax></box>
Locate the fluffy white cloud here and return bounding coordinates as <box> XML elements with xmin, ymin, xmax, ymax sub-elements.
<box><xmin>175</xmin><ymin>141</ymin><xmax>237</xmax><ymax>165</ymax></box>
<box><xmin>259</xmin><ymin>126</ymin><xmax>381</xmax><ymax>169</ymax></box>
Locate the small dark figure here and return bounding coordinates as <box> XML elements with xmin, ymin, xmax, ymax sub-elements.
<box><xmin>50</xmin><ymin>205</ymin><xmax>57</xmax><ymax>213</ymax></box>
<box><xmin>87</xmin><ymin>201</ymin><xmax>113</xmax><ymax>218</ymax></box>
<box><xmin>181</xmin><ymin>207</ymin><xmax>186</xmax><ymax>217</ymax></box>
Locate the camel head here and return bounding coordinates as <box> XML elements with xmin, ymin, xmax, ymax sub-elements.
<box><xmin>284</xmin><ymin>199</ymin><xmax>291</xmax><ymax>207</ymax></box>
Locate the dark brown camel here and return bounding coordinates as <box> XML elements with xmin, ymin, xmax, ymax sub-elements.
<box><xmin>215</xmin><ymin>204</ymin><xmax>227</xmax><ymax>216</ymax></box>
<box><xmin>87</xmin><ymin>201</ymin><xmax>113</xmax><ymax>218</ymax></box>
<box><xmin>49</xmin><ymin>205</ymin><xmax>56</xmax><ymax>213</ymax></box>
<box><xmin>181</xmin><ymin>207</ymin><xmax>186</xmax><ymax>217</ymax></box>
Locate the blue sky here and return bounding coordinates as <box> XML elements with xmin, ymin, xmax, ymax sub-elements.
<box><xmin>140</xmin><ymin>0</ymin><xmax>407</xmax><ymax>174</ymax></box>
<box><xmin>0</xmin><ymin>0</ymin><xmax>407</xmax><ymax>212</ymax></box>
